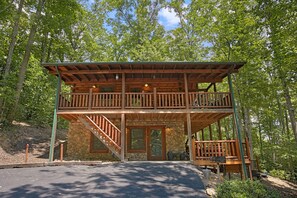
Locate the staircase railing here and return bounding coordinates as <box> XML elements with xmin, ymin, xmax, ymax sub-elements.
<box><xmin>78</xmin><ymin>115</ymin><xmax>121</xmax><ymax>159</ymax></box>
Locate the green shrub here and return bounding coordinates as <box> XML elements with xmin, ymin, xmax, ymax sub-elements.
<box><xmin>216</xmin><ymin>180</ymin><xmax>280</xmax><ymax>198</ymax></box>
<box><xmin>269</xmin><ymin>169</ymin><xmax>287</xmax><ymax>180</ymax></box>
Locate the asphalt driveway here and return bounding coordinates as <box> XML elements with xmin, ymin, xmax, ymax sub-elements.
<box><xmin>0</xmin><ymin>162</ymin><xmax>207</xmax><ymax>198</ymax></box>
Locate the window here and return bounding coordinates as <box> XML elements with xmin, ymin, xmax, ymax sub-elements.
<box><xmin>90</xmin><ymin>133</ymin><xmax>108</xmax><ymax>153</ymax></box>
<box><xmin>127</xmin><ymin>128</ymin><xmax>146</xmax><ymax>152</ymax></box>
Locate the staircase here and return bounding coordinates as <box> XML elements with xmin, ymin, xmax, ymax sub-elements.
<box><xmin>78</xmin><ymin>114</ymin><xmax>121</xmax><ymax>159</ymax></box>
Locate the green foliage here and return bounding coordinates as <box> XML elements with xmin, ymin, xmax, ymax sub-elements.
<box><xmin>269</xmin><ymin>169</ymin><xmax>287</xmax><ymax>180</ymax></box>
<box><xmin>0</xmin><ymin>0</ymin><xmax>296</xmax><ymax>178</ymax></box>
<box><xmin>216</xmin><ymin>180</ymin><xmax>280</xmax><ymax>198</ymax></box>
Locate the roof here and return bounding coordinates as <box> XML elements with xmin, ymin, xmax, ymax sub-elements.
<box><xmin>43</xmin><ymin>61</ymin><xmax>245</xmax><ymax>85</ymax></box>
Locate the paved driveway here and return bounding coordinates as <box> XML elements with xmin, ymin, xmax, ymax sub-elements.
<box><xmin>0</xmin><ymin>162</ymin><xmax>207</xmax><ymax>198</ymax></box>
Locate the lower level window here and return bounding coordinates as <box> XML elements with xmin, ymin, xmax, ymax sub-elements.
<box><xmin>128</xmin><ymin>128</ymin><xmax>146</xmax><ymax>152</ymax></box>
<box><xmin>90</xmin><ymin>133</ymin><xmax>108</xmax><ymax>153</ymax></box>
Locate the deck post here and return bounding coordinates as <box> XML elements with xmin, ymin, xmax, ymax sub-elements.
<box><xmin>121</xmin><ymin>73</ymin><xmax>126</xmax><ymax>161</ymax></box>
<box><xmin>88</xmin><ymin>88</ymin><xmax>93</xmax><ymax>110</ymax></box>
<box><xmin>187</xmin><ymin>113</ymin><xmax>193</xmax><ymax>161</ymax></box>
<box><xmin>209</xmin><ymin>125</ymin><xmax>213</xmax><ymax>140</ymax></box>
<box><xmin>121</xmin><ymin>113</ymin><xmax>125</xmax><ymax>161</ymax></box>
<box><xmin>184</xmin><ymin>73</ymin><xmax>193</xmax><ymax>161</ymax></box>
<box><xmin>49</xmin><ymin>65</ymin><xmax>61</xmax><ymax>162</ymax></box>
<box><xmin>121</xmin><ymin>73</ymin><xmax>125</xmax><ymax>109</ymax></box>
<box><xmin>218</xmin><ymin>120</ymin><xmax>222</xmax><ymax>139</ymax></box>
<box><xmin>202</xmin><ymin>129</ymin><xmax>204</xmax><ymax>141</ymax></box>
<box><xmin>228</xmin><ymin>72</ymin><xmax>248</xmax><ymax>179</ymax></box>
<box><xmin>153</xmin><ymin>87</ymin><xmax>157</xmax><ymax>109</ymax></box>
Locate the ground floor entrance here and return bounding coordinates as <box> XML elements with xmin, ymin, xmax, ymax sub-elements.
<box><xmin>147</xmin><ymin>127</ymin><xmax>166</xmax><ymax>160</ymax></box>
<box><xmin>127</xmin><ymin>126</ymin><xmax>166</xmax><ymax>161</ymax></box>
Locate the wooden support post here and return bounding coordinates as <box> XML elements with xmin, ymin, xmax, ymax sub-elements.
<box><xmin>218</xmin><ymin>120</ymin><xmax>222</xmax><ymax>140</ymax></box>
<box><xmin>88</xmin><ymin>88</ymin><xmax>93</xmax><ymax>110</ymax></box>
<box><xmin>60</xmin><ymin>143</ymin><xmax>64</xmax><ymax>161</ymax></box>
<box><xmin>153</xmin><ymin>87</ymin><xmax>157</xmax><ymax>109</ymax></box>
<box><xmin>209</xmin><ymin>125</ymin><xmax>213</xmax><ymax>140</ymax></box>
<box><xmin>187</xmin><ymin>113</ymin><xmax>193</xmax><ymax>161</ymax></box>
<box><xmin>49</xmin><ymin>65</ymin><xmax>61</xmax><ymax>162</ymax></box>
<box><xmin>184</xmin><ymin>74</ymin><xmax>193</xmax><ymax>161</ymax></box>
<box><xmin>121</xmin><ymin>113</ymin><xmax>126</xmax><ymax>162</ymax></box>
<box><xmin>202</xmin><ymin>129</ymin><xmax>205</xmax><ymax>141</ymax></box>
<box><xmin>121</xmin><ymin>73</ymin><xmax>125</xmax><ymax>109</ymax></box>
<box><xmin>25</xmin><ymin>144</ymin><xmax>29</xmax><ymax>163</ymax></box>
<box><xmin>228</xmin><ymin>72</ymin><xmax>248</xmax><ymax>179</ymax></box>
<box><xmin>184</xmin><ymin>73</ymin><xmax>189</xmax><ymax>110</ymax></box>
<box><xmin>191</xmin><ymin>137</ymin><xmax>195</xmax><ymax>161</ymax></box>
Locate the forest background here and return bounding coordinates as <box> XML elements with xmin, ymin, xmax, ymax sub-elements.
<box><xmin>0</xmin><ymin>0</ymin><xmax>296</xmax><ymax>180</ymax></box>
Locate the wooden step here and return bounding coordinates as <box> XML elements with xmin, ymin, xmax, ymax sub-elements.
<box><xmin>78</xmin><ymin>115</ymin><xmax>121</xmax><ymax>159</ymax></box>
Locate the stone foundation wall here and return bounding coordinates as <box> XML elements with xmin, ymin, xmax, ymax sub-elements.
<box><xmin>67</xmin><ymin>121</ymin><xmax>116</xmax><ymax>161</ymax></box>
<box><xmin>66</xmin><ymin>119</ymin><xmax>186</xmax><ymax>161</ymax></box>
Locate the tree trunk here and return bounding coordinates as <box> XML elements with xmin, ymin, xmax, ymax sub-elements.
<box><xmin>257</xmin><ymin>113</ymin><xmax>263</xmax><ymax>158</ymax></box>
<box><xmin>281</xmin><ymin>78</ymin><xmax>297</xmax><ymax>144</ymax></box>
<box><xmin>3</xmin><ymin>0</ymin><xmax>24</xmax><ymax>78</ymax></box>
<box><xmin>244</xmin><ymin>108</ymin><xmax>255</xmax><ymax>169</ymax></box>
<box><xmin>40</xmin><ymin>31</ymin><xmax>49</xmax><ymax>64</ymax></box>
<box><xmin>8</xmin><ymin>0</ymin><xmax>45</xmax><ymax>120</ymax></box>
<box><xmin>0</xmin><ymin>0</ymin><xmax>24</xmax><ymax>119</ymax></box>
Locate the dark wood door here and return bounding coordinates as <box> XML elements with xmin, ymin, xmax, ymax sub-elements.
<box><xmin>148</xmin><ymin>127</ymin><xmax>166</xmax><ymax>160</ymax></box>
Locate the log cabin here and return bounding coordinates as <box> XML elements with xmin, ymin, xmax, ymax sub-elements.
<box><xmin>44</xmin><ymin>62</ymin><xmax>252</xmax><ymax>178</ymax></box>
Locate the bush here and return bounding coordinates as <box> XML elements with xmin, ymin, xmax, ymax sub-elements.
<box><xmin>216</xmin><ymin>180</ymin><xmax>280</xmax><ymax>198</ymax></box>
<box><xmin>269</xmin><ymin>169</ymin><xmax>287</xmax><ymax>180</ymax></box>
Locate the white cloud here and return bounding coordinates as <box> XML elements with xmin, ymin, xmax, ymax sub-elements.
<box><xmin>159</xmin><ymin>7</ymin><xmax>180</xmax><ymax>29</ymax></box>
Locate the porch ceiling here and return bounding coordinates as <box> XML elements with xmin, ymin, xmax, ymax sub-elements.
<box><xmin>43</xmin><ymin>62</ymin><xmax>245</xmax><ymax>85</ymax></box>
<box><xmin>60</xmin><ymin>112</ymin><xmax>232</xmax><ymax>132</ymax></box>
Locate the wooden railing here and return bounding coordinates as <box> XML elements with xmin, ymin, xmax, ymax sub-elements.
<box><xmin>157</xmin><ymin>92</ymin><xmax>185</xmax><ymax>108</ymax></box>
<box><xmin>189</xmin><ymin>92</ymin><xmax>232</xmax><ymax>108</ymax></box>
<box><xmin>193</xmin><ymin>139</ymin><xmax>250</xmax><ymax>161</ymax></box>
<box><xmin>58</xmin><ymin>92</ymin><xmax>232</xmax><ymax>110</ymax></box>
<box><xmin>59</xmin><ymin>93</ymin><xmax>89</xmax><ymax>109</ymax></box>
<box><xmin>88</xmin><ymin>115</ymin><xmax>121</xmax><ymax>148</ymax></box>
<box><xmin>92</xmin><ymin>93</ymin><xmax>121</xmax><ymax>108</ymax></box>
<box><xmin>125</xmin><ymin>93</ymin><xmax>153</xmax><ymax>108</ymax></box>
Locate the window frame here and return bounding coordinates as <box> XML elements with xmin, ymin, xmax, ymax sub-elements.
<box><xmin>89</xmin><ymin>132</ymin><xmax>109</xmax><ymax>153</ymax></box>
<box><xmin>127</xmin><ymin>127</ymin><xmax>147</xmax><ymax>153</ymax></box>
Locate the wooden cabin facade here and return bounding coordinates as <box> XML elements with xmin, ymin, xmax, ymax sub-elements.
<box><xmin>44</xmin><ymin>62</ymin><xmax>251</xmax><ymax>177</ymax></box>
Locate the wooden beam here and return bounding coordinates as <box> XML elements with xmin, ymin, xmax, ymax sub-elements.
<box><xmin>218</xmin><ymin>120</ymin><xmax>222</xmax><ymax>139</ymax></box>
<box><xmin>184</xmin><ymin>73</ymin><xmax>189</xmax><ymax>110</ymax></box>
<box><xmin>64</xmin><ymin>78</ymin><xmax>223</xmax><ymax>85</ymax></box>
<box><xmin>57</xmin><ymin>109</ymin><xmax>234</xmax><ymax>114</ymax></box>
<box><xmin>120</xmin><ymin>113</ymin><xmax>125</xmax><ymax>161</ymax></box>
<box><xmin>187</xmin><ymin>113</ymin><xmax>193</xmax><ymax>161</ymax></box>
<box><xmin>50</xmin><ymin>68</ymin><xmax>235</xmax><ymax>75</ymax></box>
<box><xmin>121</xmin><ymin>73</ymin><xmax>125</xmax><ymax>109</ymax></box>
<box><xmin>209</xmin><ymin>125</ymin><xmax>213</xmax><ymax>140</ymax></box>
<box><xmin>202</xmin><ymin>129</ymin><xmax>205</xmax><ymax>141</ymax></box>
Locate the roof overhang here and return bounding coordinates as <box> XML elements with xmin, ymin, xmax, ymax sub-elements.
<box><xmin>43</xmin><ymin>62</ymin><xmax>245</xmax><ymax>85</ymax></box>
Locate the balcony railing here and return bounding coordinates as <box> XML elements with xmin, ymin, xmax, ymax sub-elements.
<box><xmin>193</xmin><ymin>138</ymin><xmax>250</xmax><ymax>162</ymax></box>
<box><xmin>58</xmin><ymin>92</ymin><xmax>232</xmax><ymax>110</ymax></box>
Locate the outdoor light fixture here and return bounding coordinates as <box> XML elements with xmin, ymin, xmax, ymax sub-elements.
<box><xmin>92</xmin><ymin>85</ymin><xmax>96</xmax><ymax>88</ymax></box>
<box><xmin>144</xmin><ymin>83</ymin><xmax>149</xmax><ymax>87</ymax></box>
<box><xmin>115</xmin><ymin>74</ymin><xmax>119</xmax><ymax>80</ymax></box>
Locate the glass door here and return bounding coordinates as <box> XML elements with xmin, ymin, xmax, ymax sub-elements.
<box><xmin>148</xmin><ymin>128</ymin><xmax>165</xmax><ymax>160</ymax></box>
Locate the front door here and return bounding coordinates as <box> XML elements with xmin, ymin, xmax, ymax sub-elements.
<box><xmin>148</xmin><ymin>127</ymin><xmax>165</xmax><ymax>160</ymax></box>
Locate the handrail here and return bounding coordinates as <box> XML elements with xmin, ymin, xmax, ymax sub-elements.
<box><xmin>58</xmin><ymin>92</ymin><xmax>232</xmax><ymax>110</ymax></box>
<box><xmin>193</xmin><ymin>139</ymin><xmax>250</xmax><ymax>161</ymax></box>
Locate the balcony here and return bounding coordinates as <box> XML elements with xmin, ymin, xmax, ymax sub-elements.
<box><xmin>58</xmin><ymin>92</ymin><xmax>232</xmax><ymax>111</ymax></box>
<box><xmin>192</xmin><ymin>138</ymin><xmax>251</xmax><ymax>166</ymax></box>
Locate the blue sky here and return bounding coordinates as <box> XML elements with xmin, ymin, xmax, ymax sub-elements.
<box><xmin>158</xmin><ymin>0</ymin><xmax>191</xmax><ymax>30</ymax></box>
<box><xmin>85</xmin><ymin>0</ymin><xmax>192</xmax><ymax>31</ymax></box>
